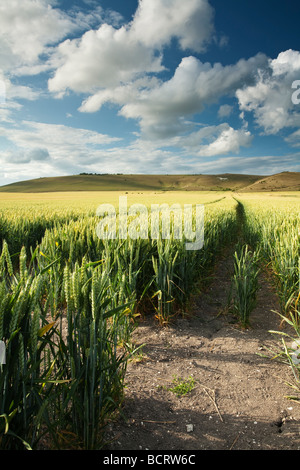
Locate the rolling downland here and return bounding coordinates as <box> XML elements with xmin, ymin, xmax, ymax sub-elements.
<box><xmin>0</xmin><ymin>171</ymin><xmax>299</xmax><ymax>193</ymax></box>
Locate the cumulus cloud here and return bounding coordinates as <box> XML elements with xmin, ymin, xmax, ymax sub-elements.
<box><xmin>79</xmin><ymin>53</ymin><xmax>267</xmax><ymax>141</ymax></box>
<box><xmin>179</xmin><ymin>124</ymin><xmax>253</xmax><ymax>157</ymax></box>
<box><xmin>236</xmin><ymin>49</ymin><xmax>300</xmax><ymax>135</ymax></box>
<box><xmin>48</xmin><ymin>24</ymin><xmax>165</xmax><ymax>95</ymax></box>
<box><xmin>0</xmin><ymin>0</ymin><xmax>104</xmax><ymax>122</ymax></box>
<box><xmin>0</xmin><ymin>0</ymin><xmax>79</xmax><ymax>73</ymax></box>
<box><xmin>271</xmin><ymin>49</ymin><xmax>300</xmax><ymax>76</ymax></box>
<box><xmin>0</xmin><ymin>0</ymin><xmax>118</xmax><ymax>75</ymax></box>
<box><xmin>197</xmin><ymin>126</ymin><xmax>252</xmax><ymax>157</ymax></box>
<box><xmin>49</xmin><ymin>34</ymin><xmax>264</xmax><ymax>157</ymax></box>
<box><xmin>2</xmin><ymin>0</ymin><xmax>300</xmax><ymax>180</ymax></box>
<box><xmin>109</xmin><ymin>54</ymin><xmax>267</xmax><ymax>139</ymax></box>
<box><xmin>48</xmin><ymin>0</ymin><xmax>216</xmax><ymax>96</ymax></box>
<box><xmin>130</xmin><ymin>0</ymin><xmax>215</xmax><ymax>52</ymax></box>
<box><xmin>161</xmin><ymin>123</ymin><xmax>253</xmax><ymax>157</ymax></box>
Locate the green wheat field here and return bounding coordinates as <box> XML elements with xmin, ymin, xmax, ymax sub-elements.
<box><xmin>0</xmin><ymin>187</ymin><xmax>299</xmax><ymax>449</ymax></box>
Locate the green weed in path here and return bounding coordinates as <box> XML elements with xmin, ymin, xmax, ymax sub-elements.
<box><xmin>164</xmin><ymin>375</ymin><xmax>196</xmax><ymax>398</ymax></box>
<box><xmin>231</xmin><ymin>244</ymin><xmax>260</xmax><ymax>328</ymax></box>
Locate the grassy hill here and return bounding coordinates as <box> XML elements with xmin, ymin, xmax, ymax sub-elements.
<box><xmin>0</xmin><ymin>172</ymin><xmax>299</xmax><ymax>193</ymax></box>
<box><xmin>238</xmin><ymin>171</ymin><xmax>300</xmax><ymax>192</ymax></box>
<box><xmin>0</xmin><ymin>173</ymin><xmax>264</xmax><ymax>192</ymax></box>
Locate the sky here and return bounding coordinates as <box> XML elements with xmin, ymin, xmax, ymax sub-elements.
<box><xmin>0</xmin><ymin>0</ymin><xmax>300</xmax><ymax>185</ymax></box>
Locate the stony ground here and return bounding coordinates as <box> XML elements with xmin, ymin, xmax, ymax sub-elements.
<box><xmin>105</xmin><ymin>249</ymin><xmax>300</xmax><ymax>451</ymax></box>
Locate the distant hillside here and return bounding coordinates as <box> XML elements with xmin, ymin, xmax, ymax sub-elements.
<box><xmin>0</xmin><ymin>173</ymin><xmax>264</xmax><ymax>192</ymax></box>
<box><xmin>0</xmin><ymin>172</ymin><xmax>299</xmax><ymax>193</ymax></box>
<box><xmin>238</xmin><ymin>171</ymin><xmax>300</xmax><ymax>192</ymax></box>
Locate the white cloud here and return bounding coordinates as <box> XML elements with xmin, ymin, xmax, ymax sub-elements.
<box><xmin>0</xmin><ymin>72</ymin><xmax>41</xmax><ymax>125</ymax></box>
<box><xmin>0</xmin><ymin>108</ymin><xmax>12</xmax><ymax>123</ymax></box>
<box><xmin>271</xmin><ymin>49</ymin><xmax>300</xmax><ymax>76</ymax></box>
<box><xmin>48</xmin><ymin>24</ymin><xmax>165</xmax><ymax>95</ymax></box>
<box><xmin>0</xmin><ymin>77</ymin><xmax>5</xmax><ymax>105</ymax></box>
<box><xmin>0</xmin><ymin>117</ymin><xmax>251</xmax><ymax>181</ymax></box>
<box><xmin>48</xmin><ymin>0</ymin><xmax>216</xmax><ymax>97</ymax></box>
<box><xmin>0</xmin><ymin>0</ymin><xmax>118</xmax><ymax>81</ymax></box>
<box><xmin>5</xmin><ymin>80</ymin><xmax>40</xmax><ymax>102</ymax></box>
<box><xmin>0</xmin><ymin>121</ymin><xmax>120</xmax><ymax>166</ymax></box>
<box><xmin>197</xmin><ymin>126</ymin><xmax>252</xmax><ymax>157</ymax></box>
<box><xmin>187</xmin><ymin>154</ymin><xmax>300</xmax><ymax>175</ymax></box>
<box><xmin>285</xmin><ymin>129</ymin><xmax>300</xmax><ymax>147</ymax></box>
<box><xmin>78</xmin><ymin>51</ymin><xmax>267</xmax><ymax>144</ymax></box>
<box><xmin>3</xmin><ymin>147</ymin><xmax>50</xmax><ymax>164</ymax></box>
<box><xmin>1</xmin><ymin>118</ymin><xmax>299</xmax><ymax>184</ymax></box>
<box><xmin>0</xmin><ymin>103</ymin><xmax>23</xmax><ymax>123</ymax></box>
<box><xmin>167</xmin><ymin>123</ymin><xmax>253</xmax><ymax>157</ymax></box>
<box><xmin>0</xmin><ymin>0</ymin><xmax>110</xmax><ymax>124</ymax></box>
<box><xmin>0</xmin><ymin>0</ymin><xmax>78</xmax><ymax>73</ymax></box>
<box><xmin>0</xmin><ymin>120</ymin><xmax>124</xmax><ymax>184</ymax></box>
<box><xmin>130</xmin><ymin>0</ymin><xmax>215</xmax><ymax>52</ymax></box>
<box><xmin>67</xmin><ymin>5</ymin><xmax>267</xmax><ymax>140</ymax></box>
<box><xmin>236</xmin><ymin>49</ymin><xmax>300</xmax><ymax>135</ymax></box>
<box><xmin>112</xmin><ymin>54</ymin><xmax>267</xmax><ymax>139</ymax></box>
<box><xmin>1</xmin><ymin>1</ymin><xmax>299</xmax><ymax>181</ymax></box>
<box><xmin>218</xmin><ymin>104</ymin><xmax>233</xmax><ymax>119</ymax></box>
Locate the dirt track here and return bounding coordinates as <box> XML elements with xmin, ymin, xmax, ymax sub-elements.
<box><xmin>106</xmin><ymin>249</ymin><xmax>300</xmax><ymax>451</ymax></box>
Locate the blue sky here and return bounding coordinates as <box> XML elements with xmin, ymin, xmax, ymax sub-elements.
<box><xmin>0</xmin><ymin>0</ymin><xmax>300</xmax><ymax>185</ymax></box>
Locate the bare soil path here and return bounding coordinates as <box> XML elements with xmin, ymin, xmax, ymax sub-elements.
<box><xmin>105</xmin><ymin>248</ymin><xmax>300</xmax><ymax>451</ymax></box>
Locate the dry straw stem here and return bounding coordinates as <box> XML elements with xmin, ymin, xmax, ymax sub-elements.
<box><xmin>202</xmin><ymin>385</ymin><xmax>224</xmax><ymax>423</ymax></box>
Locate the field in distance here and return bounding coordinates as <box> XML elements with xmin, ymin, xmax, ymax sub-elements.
<box><xmin>1</xmin><ymin>171</ymin><xmax>299</xmax><ymax>193</ymax></box>
<box><xmin>0</xmin><ymin>190</ymin><xmax>230</xmax><ymax>214</ymax></box>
